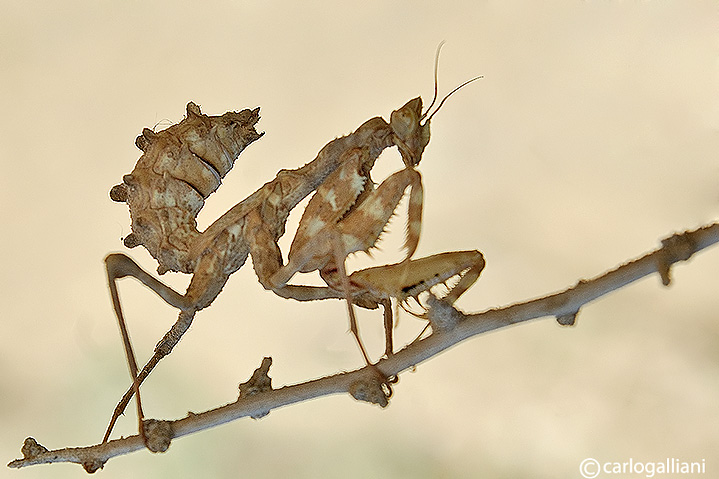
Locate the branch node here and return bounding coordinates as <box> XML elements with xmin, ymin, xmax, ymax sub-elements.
<box><xmin>142</xmin><ymin>419</ymin><xmax>174</xmax><ymax>453</ymax></box>
<box><xmin>657</xmin><ymin>231</ymin><xmax>698</xmax><ymax>286</ymax></box>
<box><xmin>20</xmin><ymin>437</ymin><xmax>47</xmax><ymax>460</ymax></box>
<box><xmin>82</xmin><ymin>458</ymin><xmax>106</xmax><ymax>474</ymax></box>
<box><xmin>348</xmin><ymin>372</ymin><xmax>392</xmax><ymax>408</ymax></box>
<box><xmin>657</xmin><ymin>260</ymin><xmax>672</xmax><ymax>286</ymax></box>
<box><xmin>426</xmin><ymin>294</ymin><xmax>463</xmax><ymax>332</ymax></box>
<box><xmin>238</xmin><ymin>357</ymin><xmax>274</xmax><ymax>419</ymax></box>
<box><xmin>556</xmin><ymin>310</ymin><xmax>579</xmax><ymax>326</ymax></box>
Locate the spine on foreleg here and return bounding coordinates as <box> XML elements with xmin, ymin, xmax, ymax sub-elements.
<box><xmin>338</xmin><ymin>168</ymin><xmax>423</xmax><ymax>258</ymax></box>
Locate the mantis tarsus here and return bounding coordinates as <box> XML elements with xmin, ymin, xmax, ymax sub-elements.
<box><xmin>105</xmin><ymin>45</ymin><xmax>483</xmax><ymax>449</ymax></box>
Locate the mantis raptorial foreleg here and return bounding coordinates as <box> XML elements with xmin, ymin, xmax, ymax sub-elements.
<box><xmin>343</xmin><ymin>249</ymin><xmax>486</xmax><ymax>358</ymax></box>
<box><xmin>267</xmin><ymin>145</ymin><xmax>424</xmax><ymax>364</ymax></box>
<box><xmin>264</xmin><ymin>65</ymin><xmax>481</xmax><ymax>364</ymax></box>
<box><xmin>349</xmin><ymin>250</ymin><xmax>486</xmax><ymax>311</ymax></box>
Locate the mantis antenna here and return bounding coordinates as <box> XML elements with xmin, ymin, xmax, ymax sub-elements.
<box><xmin>420</xmin><ymin>41</ymin><xmax>483</xmax><ymax>124</ymax></box>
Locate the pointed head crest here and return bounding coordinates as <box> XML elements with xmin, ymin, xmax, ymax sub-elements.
<box><xmin>390</xmin><ymin>96</ymin><xmax>430</xmax><ymax>168</ymax></box>
<box><xmin>390</xmin><ymin>42</ymin><xmax>481</xmax><ymax>168</ymax></box>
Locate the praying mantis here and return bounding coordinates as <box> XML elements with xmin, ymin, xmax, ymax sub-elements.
<box><xmin>105</xmin><ymin>45</ymin><xmax>484</xmax><ymax>450</ymax></box>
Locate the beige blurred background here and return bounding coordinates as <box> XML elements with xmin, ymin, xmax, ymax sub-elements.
<box><xmin>2</xmin><ymin>1</ymin><xmax>718</xmax><ymax>478</ymax></box>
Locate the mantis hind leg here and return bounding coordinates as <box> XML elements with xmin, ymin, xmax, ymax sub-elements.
<box><xmin>103</xmin><ymin>254</ymin><xmax>197</xmax><ymax>444</ymax></box>
<box><xmin>105</xmin><ymin>254</ymin><xmax>147</xmax><ymax>444</ymax></box>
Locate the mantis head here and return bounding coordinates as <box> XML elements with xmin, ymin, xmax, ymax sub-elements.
<box><xmin>390</xmin><ymin>42</ymin><xmax>481</xmax><ymax>169</ymax></box>
<box><xmin>390</xmin><ymin>97</ymin><xmax>430</xmax><ymax>168</ymax></box>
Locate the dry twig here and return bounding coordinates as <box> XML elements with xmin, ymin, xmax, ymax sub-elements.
<box><xmin>9</xmin><ymin>222</ymin><xmax>718</xmax><ymax>472</ymax></box>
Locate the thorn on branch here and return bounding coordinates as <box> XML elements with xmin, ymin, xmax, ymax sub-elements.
<box><xmin>657</xmin><ymin>231</ymin><xmax>697</xmax><ymax>286</ymax></box>
<box><xmin>238</xmin><ymin>357</ymin><xmax>274</xmax><ymax>419</ymax></box>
